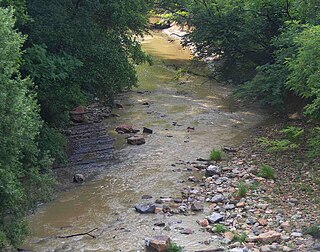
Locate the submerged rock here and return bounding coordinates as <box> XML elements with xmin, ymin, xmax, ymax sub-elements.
<box><xmin>73</xmin><ymin>173</ymin><xmax>85</xmax><ymax>183</ymax></box>
<box><xmin>135</xmin><ymin>204</ymin><xmax>156</xmax><ymax>214</ymax></box>
<box><xmin>145</xmin><ymin>235</ymin><xmax>171</xmax><ymax>252</ymax></box>
<box><xmin>127</xmin><ymin>135</ymin><xmax>145</xmax><ymax>145</ymax></box>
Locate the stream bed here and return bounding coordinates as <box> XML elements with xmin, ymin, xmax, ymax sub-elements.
<box><xmin>24</xmin><ymin>31</ymin><xmax>267</xmax><ymax>252</ymax></box>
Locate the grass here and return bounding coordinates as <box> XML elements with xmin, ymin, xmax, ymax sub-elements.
<box><xmin>209</xmin><ymin>148</ymin><xmax>222</xmax><ymax>161</ymax></box>
<box><xmin>236</xmin><ymin>181</ymin><xmax>248</xmax><ymax>198</ymax></box>
<box><xmin>232</xmin><ymin>232</ymin><xmax>247</xmax><ymax>243</ymax></box>
<box><xmin>168</xmin><ymin>242</ymin><xmax>183</xmax><ymax>252</ymax></box>
<box><xmin>257</xmin><ymin>164</ymin><xmax>276</xmax><ymax>180</ymax></box>
<box><xmin>303</xmin><ymin>224</ymin><xmax>320</xmax><ymax>239</ymax></box>
<box><xmin>212</xmin><ymin>224</ymin><xmax>227</xmax><ymax>234</ymax></box>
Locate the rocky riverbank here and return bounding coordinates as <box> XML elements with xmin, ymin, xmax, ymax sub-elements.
<box><xmin>137</xmin><ymin>121</ymin><xmax>320</xmax><ymax>252</ymax></box>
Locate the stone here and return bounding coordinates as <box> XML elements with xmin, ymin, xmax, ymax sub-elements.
<box><xmin>236</xmin><ymin>202</ymin><xmax>245</xmax><ymax>208</ymax></box>
<box><xmin>191</xmin><ymin>202</ymin><xmax>204</xmax><ymax>212</ymax></box>
<box><xmin>180</xmin><ymin>228</ymin><xmax>193</xmax><ymax>235</ymax></box>
<box><xmin>127</xmin><ymin>135</ymin><xmax>145</xmax><ymax>145</ymax></box>
<box><xmin>115</xmin><ymin>124</ymin><xmax>135</xmax><ymax>133</ymax></box>
<box><xmin>207</xmin><ymin>213</ymin><xmax>224</xmax><ymax>224</ymax></box>
<box><xmin>290</xmin><ymin>232</ymin><xmax>303</xmax><ymax>237</ymax></box>
<box><xmin>225</xmin><ymin>204</ymin><xmax>235</xmax><ymax>210</ymax></box>
<box><xmin>141</xmin><ymin>195</ymin><xmax>153</xmax><ymax>199</ymax></box>
<box><xmin>211</xmin><ymin>194</ymin><xmax>225</xmax><ymax>203</ymax></box>
<box><xmin>135</xmin><ymin>204</ymin><xmax>156</xmax><ymax>214</ymax></box>
<box><xmin>198</xmin><ymin>219</ymin><xmax>209</xmax><ymax>227</ymax></box>
<box><xmin>145</xmin><ymin>235</ymin><xmax>171</xmax><ymax>252</ymax></box>
<box><xmin>73</xmin><ymin>173</ymin><xmax>85</xmax><ymax>183</ymax></box>
<box><xmin>280</xmin><ymin>221</ymin><xmax>290</xmax><ymax>231</ymax></box>
<box><xmin>254</xmin><ymin>231</ymin><xmax>281</xmax><ymax>243</ymax></box>
<box><xmin>143</xmin><ymin>127</ymin><xmax>153</xmax><ymax>134</ymax></box>
<box><xmin>229</xmin><ymin>248</ymin><xmax>249</xmax><ymax>252</ymax></box>
<box><xmin>224</xmin><ymin>231</ymin><xmax>235</xmax><ymax>241</ymax></box>
<box><xmin>260</xmin><ymin>245</ymin><xmax>272</xmax><ymax>252</ymax></box>
<box><xmin>70</xmin><ymin>106</ymin><xmax>86</xmax><ymax>123</ymax></box>
<box><xmin>258</xmin><ymin>218</ymin><xmax>268</xmax><ymax>226</ymax></box>
<box><xmin>205</xmin><ymin>165</ymin><xmax>221</xmax><ymax>177</ymax></box>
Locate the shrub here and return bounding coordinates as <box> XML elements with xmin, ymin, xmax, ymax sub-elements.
<box><xmin>303</xmin><ymin>224</ymin><xmax>320</xmax><ymax>239</ymax></box>
<box><xmin>307</xmin><ymin>127</ymin><xmax>320</xmax><ymax>158</ymax></box>
<box><xmin>258</xmin><ymin>164</ymin><xmax>276</xmax><ymax>180</ymax></box>
<box><xmin>212</xmin><ymin>224</ymin><xmax>227</xmax><ymax>233</ymax></box>
<box><xmin>237</xmin><ymin>181</ymin><xmax>248</xmax><ymax>198</ymax></box>
<box><xmin>210</xmin><ymin>149</ymin><xmax>222</xmax><ymax>161</ymax></box>
<box><xmin>281</xmin><ymin>126</ymin><xmax>304</xmax><ymax>143</ymax></box>
<box><xmin>232</xmin><ymin>232</ymin><xmax>247</xmax><ymax>243</ymax></box>
<box><xmin>258</xmin><ymin>137</ymin><xmax>298</xmax><ymax>152</ymax></box>
<box><xmin>168</xmin><ymin>242</ymin><xmax>183</xmax><ymax>252</ymax></box>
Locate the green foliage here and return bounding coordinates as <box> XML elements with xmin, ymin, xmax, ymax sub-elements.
<box><xmin>0</xmin><ymin>7</ymin><xmax>54</xmax><ymax>248</ymax></box>
<box><xmin>237</xmin><ymin>181</ymin><xmax>248</xmax><ymax>198</ymax></box>
<box><xmin>212</xmin><ymin>224</ymin><xmax>227</xmax><ymax>233</ymax></box>
<box><xmin>281</xmin><ymin>126</ymin><xmax>304</xmax><ymax>143</ymax></box>
<box><xmin>168</xmin><ymin>241</ymin><xmax>183</xmax><ymax>252</ymax></box>
<box><xmin>232</xmin><ymin>232</ymin><xmax>247</xmax><ymax>243</ymax></box>
<box><xmin>258</xmin><ymin>164</ymin><xmax>276</xmax><ymax>180</ymax></box>
<box><xmin>209</xmin><ymin>148</ymin><xmax>222</xmax><ymax>161</ymax></box>
<box><xmin>303</xmin><ymin>224</ymin><xmax>320</xmax><ymax>239</ymax></box>
<box><xmin>307</xmin><ymin>127</ymin><xmax>320</xmax><ymax>158</ymax></box>
<box><xmin>259</xmin><ymin>137</ymin><xmax>298</xmax><ymax>152</ymax></box>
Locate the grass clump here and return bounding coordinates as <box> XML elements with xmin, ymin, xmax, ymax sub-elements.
<box><xmin>232</xmin><ymin>232</ymin><xmax>247</xmax><ymax>243</ymax></box>
<box><xmin>258</xmin><ymin>164</ymin><xmax>276</xmax><ymax>180</ymax></box>
<box><xmin>210</xmin><ymin>148</ymin><xmax>222</xmax><ymax>161</ymax></box>
<box><xmin>303</xmin><ymin>224</ymin><xmax>320</xmax><ymax>239</ymax></box>
<box><xmin>168</xmin><ymin>242</ymin><xmax>183</xmax><ymax>252</ymax></box>
<box><xmin>212</xmin><ymin>224</ymin><xmax>227</xmax><ymax>233</ymax></box>
<box><xmin>236</xmin><ymin>181</ymin><xmax>248</xmax><ymax>198</ymax></box>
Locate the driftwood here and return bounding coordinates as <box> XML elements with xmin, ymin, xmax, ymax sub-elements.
<box><xmin>57</xmin><ymin>228</ymin><xmax>98</xmax><ymax>239</ymax></box>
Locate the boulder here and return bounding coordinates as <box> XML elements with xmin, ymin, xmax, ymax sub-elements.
<box><xmin>127</xmin><ymin>135</ymin><xmax>145</xmax><ymax>145</ymax></box>
<box><xmin>211</xmin><ymin>194</ymin><xmax>226</xmax><ymax>203</ymax></box>
<box><xmin>250</xmin><ymin>231</ymin><xmax>281</xmax><ymax>243</ymax></box>
<box><xmin>73</xmin><ymin>173</ymin><xmax>85</xmax><ymax>183</ymax></box>
<box><xmin>207</xmin><ymin>213</ymin><xmax>224</xmax><ymax>224</ymax></box>
<box><xmin>70</xmin><ymin>106</ymin><xmax>86</xmax><ymax>123</ymax></box>
<box><xmin>191</xmin><ymin>202</ymin><xmax>204</xmax><ymax>212</ymax></box>
<box><xmin>143</xmin><ymin>127</ymin><xmax>153</xmax><ymax>134</ymax></box>
<box><xmin>205</xmin><ymin>165</ymin><xmax>221</xmax><ymax>177</ymax></box>
<box><xmin>115</xmin><ymin>124</ymin><xmax>137</xmax><ymax>134</ymax></box>
<box><xmin>135</xmin><ymin>204</ymin><xmax>156</xmax><ymax>214</ymax></box>
<box><xmin>145</xmin><ymin>236</ymin><xmax>171</xmax><ymax>252</ymax></box>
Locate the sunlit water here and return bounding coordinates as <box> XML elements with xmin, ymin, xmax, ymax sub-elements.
<box><xmin>24</xmin><ymin>31</ymin><xmax>266</xmax><ymax>252</ymax></box>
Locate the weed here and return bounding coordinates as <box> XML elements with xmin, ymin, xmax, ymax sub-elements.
<box><xmin>257</xmin><ymin>164</ymin><xmax>276</xmax><ymax>180</ymax></box>
<box><xmin>281</xmin><ymin>126</ymin><xmax>304</xmax><ymax>143</ymax></box>
<box><xmin>212</xmin><ymin>224</ymin><xmax>227</xmax><ymax>233</ymax></box>
<box><xmin>210</xmin><ymin>148</ymin><xmax>222</xmax><ymax>161</ymax></box>
<box><xmin>237</xmin><ymin>181</ymin><xmax>248</xmax><ymax>198</ymax></box>
<box><xmin>258</xmin><ymin>137</ymin><xmax>298</xmax><ymax>152</ymax></box>
<box><xmin>303</xmin><ymin>224</ymin><xmax>320</xmax><ymax>239</ymax></box>
<box><xmin>168</xmin><ymin>242</ymin><xmax>183</xmax><ymax>252</ymax></box>
<box><xmin>232</xmin><ymin>232</ymin><xmax>247</xmax><ymax>243</ymax></box>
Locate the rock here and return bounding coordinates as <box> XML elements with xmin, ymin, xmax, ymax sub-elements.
<box><xmin>154</xmin><ymin>222</ymin><xmax>166</xmax><ymax>227</ymax></box>
<box><xmin>253</xmin><ymin>231</ymin><xmax>281</xmax><ymax>243</ymax></box>
<box><xmin>205</xmin><ymin>165</ymin><xmax>221</xmax><ymax>177</ymax></box>
<box><xmin>180</xmin><ymin>228</ymin><xmax>193</xmax><ymax>235</ymax></box>
<box><xmin>229</xmin><ymin>248</ymin><xmax>250</xmax><ymax>252</ymax></box>
<box><xmin>141</xmin><ymin>195</ymin><xmax>153</xmax><ymax>199</ymax></box>
<box><xmin>258</xmin><ymin>218</ymin><xmax>268</xmax><ymax>226</ymax></box>
<box><xmin>143</xmin><ymin>127</ymin><xmax>153</xmax><ymax>134</ymax></box>
<box><xmin>224</xmin><ymin>231</ymin><xmax>235</xmax><ymax>241</ymax></box>
<box><xmin>73</xmin><ymin>173</ymin><xmax>85</xmax><ymax>183</ymax></box>
<box><xmin>127</xmin><ymin>135</ymin><xmax>145</xmax><ymax>145</ymax></box>
<box><xmin>260</xmin><ymin>245</ymin><xmax>272</xmax><ymax>252</ymax></box>
<box><xmin>290</xmin><ymin>232</ymin><xmax>303</xmax><ymax>237</ymax></box>
<box><xmin>211</xmin><ymin>194</ymin><xmax>225</xmax><ymax>203</ymax></box>
<box><xmin>70</xmin><ymin>106</ymin><xmax>86</xmax><ymax>123</ymax></box>
<box><xmin>207</xmin><ymin>213</ymin><xmax>224</xmax><ymax>224</ymax></box>
<box><xmin>115</xmin><ymin>103</ymin><xmax>123</xmax><ymax>109</ymax></box>
<box><xmin>145</xmin><ymin>235</ymin><xmax>171</xmax><ymax>252</ymax></box>
<box><xmin>236</xmin><ymin>202</ymin><xmax>245</xmax><ymax>208</ymax></box>
<box><xmin>280</xmin><ymin>221</ymin><xmax>290</xmax><ymax>231</ymax></box>
<box><xmin>225</xmin><ymin>204</ymin><xmax>235</xmax><ymax>210</ymax></box>
<box><xmin>135</xmin><ymin>204</ymin><xmax>156</xmax><ymax>214</ymax></box>
<box><xmin>191</xmin><ymin>202</ymin><xmax>204</xmax><ymax>212</ymax></box>
<box><xmin>115</xmin><ymin>124</ymin><xmax>135</xmax><ymax>134</ymax></box>
<box><xmin>198</xmin><ymin>219</ymin><xmax>209</xmax><ymax>227</ymax></box>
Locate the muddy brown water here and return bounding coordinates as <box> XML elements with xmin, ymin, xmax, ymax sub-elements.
<box><xmin>24</xmin><ymin>31</ymin><xmax>266</xmax><ymax>252</ymax></box>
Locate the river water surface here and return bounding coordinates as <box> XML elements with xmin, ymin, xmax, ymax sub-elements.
<box><xmin>24</xmin><ymin>31</ymin><xmax>266</xmax><ymax>251</ymax></box>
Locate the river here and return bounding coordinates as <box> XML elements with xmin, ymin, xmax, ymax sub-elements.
<box><xmin>23</xmin><ymin>30</ymin><xmax>266</xmax><ymax>251</ymax></box>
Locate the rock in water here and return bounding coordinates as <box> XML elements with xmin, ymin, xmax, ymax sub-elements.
<box><xmin>70</xmin><ymin>106</ymin><xmax>86</xmax><ymax>123</ymax></box>
<box><xmin>205</xmin><ymin>165</ymin><xmax>221</xmax><ymax>177</ymax></box>
<box><xmin>143</xmin><ymin>127</ymin><xmax>153</xmax><ymax>134</ymax></box>
<box><xmin>145</xmin><ymin>235</ymin><xmax>171</xmax><ymax>252</ymax></box>
<box><xmin>135</xmin><ymin>204</ymin><xmax>156</xmax><ymax>214</ymax></box>
<box><xmin>127</xmin><ymin>135</ymin><xmax>145</xmax><ymax>145</ymax></box>
<box><xmin>207</xmin><ymin>213</ymin><xmax>224</xmax><ymax>224</ymax></box>
<box><xmin>73</xmin><ymin>173</ymin><xmax>85</xmax><ymax>183</ymax></box>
